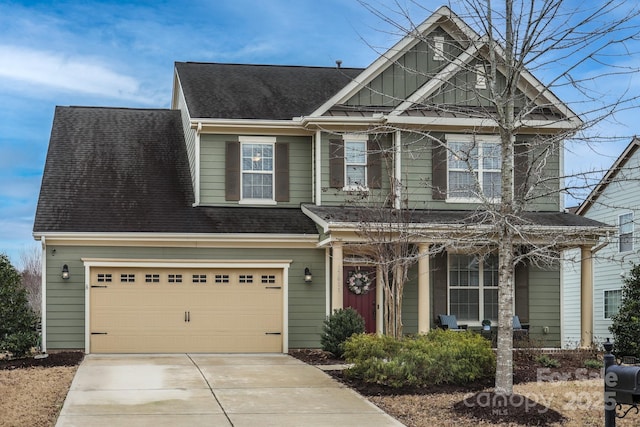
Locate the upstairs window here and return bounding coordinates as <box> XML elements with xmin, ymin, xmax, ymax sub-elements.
<box><xmin>446</xmin><ymin>135</ymin><xmax>501</xmax><ymax>201</ymax></box>
<box><xmin>225</xmin><ymin>137</ymin><xmax>289</xmax><ymax>204</ymax></box>
<box><xmin>242</xmin><ymin>142</ymin><xmax>273</xmax><ymax>200</ymax></box>
<box><xmin>619</xmin><ymin>212</ymin><xmax>633</xmax><ymax>252</ymax></box>
<box><xmin>329</xmin><ymin>134</ymin><xmax>382</xmax><ymax>190</ymax></box>
<box><xmin>345</xmin><ymin>138</ymin><xmax>367</xmax><ymax>188</ymax></box>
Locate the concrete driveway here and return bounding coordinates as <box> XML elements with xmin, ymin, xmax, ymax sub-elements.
<box><xmin>55</xmin><ymin>353</ymin><xmax>404</xmax><ymax>427</ymax></box>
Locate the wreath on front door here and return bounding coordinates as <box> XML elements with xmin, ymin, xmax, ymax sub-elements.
<box><xmin>347</xmin><ymin>270</ymin><xmax>373</xmax><ymax>295</ymax></box>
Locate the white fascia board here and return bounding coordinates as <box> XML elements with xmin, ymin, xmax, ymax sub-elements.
<box><xmin>309</xmin><ymin>7</ymin><xmax>457</xmax><ymax>118</ymax></box>
<box><xmin>190</xmin><ymin>118</ymin><xmax>312</xmax><ymax>135</ymax></box>
<box><xmin>300</xmin><ymin>115</ymin><xmax>386</xmax><ymax>128</ymax></box>
<box><xmin>301</xmin><ymin>205</ymin><xmax>330</xmax><ymax>234</ymax></box>
<box><xmin>36</xmin><ymin>232</ymin><xmax>319</xmax><ymax>244</ymax></box>
<box><xmin>385</xmin><ymin>115</ymin><xmax>579</xmax><ymax>131</ymax></box>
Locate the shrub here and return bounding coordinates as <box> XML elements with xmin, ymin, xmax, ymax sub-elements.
<box><xmin>610</xmin><ymin>264</ymin><xmax>640</xmax><ymax>359</ymax></box>
<box><xmin>0</xmin><ymin>253</ymin><xmax>39</xmax><ymax>357</ymax></box>
<box><xmin>320</xmin><ymin>308</ymin><xmax>365</xmax><ymax>358</ymax></box>
<box><xmin>535</xmin><ymin>354</ymin><xmax>560</xmax><ymax>368</ymax></box>
<box><xmin>584</xmin><ymin>359</ymin><xmax>602</xmax><ymax>369</ymax></box>
<box><xmin>343</xmin><ymin>329</ymin><xmax>495</xmax><ymax>388</ymax></box>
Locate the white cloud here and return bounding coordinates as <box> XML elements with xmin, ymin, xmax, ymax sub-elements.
<box><xmin>0</xmin><ymin>45</ymin><xmax>156</xmax><ymax>104</ymax></box>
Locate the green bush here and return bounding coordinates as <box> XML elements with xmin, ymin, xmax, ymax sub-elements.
<box><xmin>342</xmin><ymin>329</ymin><xmax>495</xmax><ymax>388</ymax></box>
<box><xmin>584</xmin><ymin>359</ymin><xmax>602</xmax><ymax>369</ymax></box>
<box><xmin>0</xmin><ymin>253</ymin><xmax>39</xmax><ymax>357</ymax></box>
<box><xmin>610</xmin><ymin>264</ymin><xmax>640</xmax><ymax>359</ymax></box>
<box><xmin>320</xmin><ymin>308</ymin><xmax>365</xmax><ymax>358</ymax></box>
<box><xmin>535</xmin><ymin>354</ymin><xmax>560</xmax><ymax>368</ymax></box>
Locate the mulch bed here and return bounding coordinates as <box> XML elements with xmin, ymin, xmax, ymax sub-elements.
<box><xmin>290</xmin><ymin>348</ymin><xmax>600</xmax><ymax>426</ymax></box>
<box><xmin>0</xmin><ymin>351</ymin><xmax>84</xmax><ymax>370</ymax></box>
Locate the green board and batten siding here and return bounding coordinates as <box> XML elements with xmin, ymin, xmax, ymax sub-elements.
<box><xmin>199</xmin><ymin>134</ymin><xmax>313</xmax><ymax>206</ymax></box>
<box><xmin>45</xmin><ymin>245</ymin><xmax>326</xmax><ymax>350</ymax></box>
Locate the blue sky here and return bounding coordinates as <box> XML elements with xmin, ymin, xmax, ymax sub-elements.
<box><xmin>0</xmin><ymin>0</ymin><xmax>638</xmax><ymax>268</ymax></box>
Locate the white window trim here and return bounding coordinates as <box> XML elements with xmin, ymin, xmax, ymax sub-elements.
<box><xmin>433</xmin><ymin>35</ymin><xmax>445</xmax><ymax>61</ymax></box>
<box><xmin>447</xmin><ymin>253</ymin><xmax>499</xmax><ymax>326</ymax></box>
<box><xmin>475</xmin><ymin>64</ymin><xmax>487</xmax><ymax>89</ymax></box>
<box><xmin>342</xmin><ymin>133</ymin><xmax>369</xmax><ymax>192</ymax></box>
<box><xmin>618</xmin><ymin>212</ymin><xmax>634</xmax><ymax>253</ymax></box>
<box><xmin>445</xmin><ymin>134</ymin><xmax>502</xmax><ymax>203</ymax></box>
<box><xmin>239</xmin><ymin>136</ymin><xmax>276</xmax><ymax>204</ymax></box>
<box><xmin>603</xmin><ymin>288</ymin><xmax>623</xmax><ymax>320</ymax></box>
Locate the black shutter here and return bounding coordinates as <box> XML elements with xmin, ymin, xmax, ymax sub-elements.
<box><xmin>275</xmin><ymin>142</ymin><xmax>289</xmax><ymax>202</ymax></box>
<box><xmin>515</xmin><ymin>261</ymin><xmax>529</xmax><ymax>323</ymax></box>
<box><xmin>329</xmin><ymin>139</ymin><xmax>344</xmax><ymax>188</ymax></box>
<box><xmin>367</xmin><ymin>139</ymin><xmax>382</xmax><ymax>189</ymax></box>
<box><xmin>432</xmin><ymin>140</ymin><xmax>447</xmax><ymax>200</ymax></box>
<box><xmin>514</xmin><ymin>141</ymin><xmax>529</xmax><ymax>201</ymax></box>
<box><xmin>225</xmin><ymin>141</ymin><xmax>240</xmax><ymax>201</ymax></box>
<box><xmin>432</xmin><ymin>251</ymin><xmax>448</xmax><ymax>324</ymax></box>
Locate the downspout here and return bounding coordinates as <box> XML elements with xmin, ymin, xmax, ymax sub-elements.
<box><xmin>315</xmin><ymin>129</ymin><xmax>322</xmax><ymax>205</ymax></box>
<box><xmin>394</xmin><ymin>130</ymin><xmax>402</xmax><ymax>209</ymax></box>
<box><xmin>193</xmin><ymin>122</ymin><xmax>202</xmax><ymax>207</ymax></box>
<box><xmin>40</xmin><ymin>236</ymin><xmax>47</xmax><ymax>353</ymax></box>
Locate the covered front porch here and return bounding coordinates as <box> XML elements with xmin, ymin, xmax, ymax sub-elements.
<box><xmin>302</xmin><ymin>204</ymin><xmax>612</xmax><ymax>347</ymax></box>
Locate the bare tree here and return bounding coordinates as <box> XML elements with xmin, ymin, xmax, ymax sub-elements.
<box><xmin>345</xmin><ymin>0</ymin><xmax>640</xmax><ymax>395</ymax></box>
<box><xmin>19</xmin><ymin>245</ymin><xmax>42</xmax><ymax>316</ymax></box>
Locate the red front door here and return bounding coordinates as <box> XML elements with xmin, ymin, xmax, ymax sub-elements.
<box><xmin>343</xmin><ymin>266</ymin><xmax>376</xmax><ymax>333</ymax></box>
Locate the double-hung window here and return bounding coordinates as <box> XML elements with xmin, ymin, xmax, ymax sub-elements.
<box><xmin>619</xmin><ymin>212</ymin><xmax>633</xmax><ymax>252</ymax></box>
<box><xmin>241</xmin><ymin>139</ymin><xmax>274</xmax><ymax>201</ymax></box>
<box><xmin>449</xmin><ymin>253</ymin><xmax>499</xmax><ymax>322</ymax></box>
<box><xmin>446</xmin><ymin>135</ymin><xmax>501</xmax><ymax>201</ymax></box>
<box><xmin>604</xmin><ymin>289</ymin><xmax>622</xmax><ymax>319</ymax></box>
<box><xmin>344</xmin><ymin>135</ymin><xmax>368</xmax><ymax>189</ymax></box>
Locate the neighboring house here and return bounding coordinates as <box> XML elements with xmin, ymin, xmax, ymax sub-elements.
<box><xmin>34</xmin><ymin>6</ymin><xmax>607</xmax><ymax>354</ymax></box>
<box><xmin>562</xmin><ymin>137</ymin><xmax>640</xmax><ymax>348</ymax></box>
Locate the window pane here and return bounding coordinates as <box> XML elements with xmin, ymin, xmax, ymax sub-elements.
<box><xmin>483</xmin><ymin>288</ymin><xmax>498</xmax><ymax>321</ymax></box>
<box><xmin>450</xmin><ymin>255</ymin><xmax>479</xmax><ymax>287</ymax></box>
<box><xmin>450</xmin><ymin>289</ymin><xmax>479</xmax><ymax>321</ymax></box>
<box><xmin>482</xmin><ymin>143</ymin><xmax>501</xmax><ymax>169</ymax></box>
<box><xmin>482</xmin><ymin>172</ymin><xmax>501</xmax><ymax>198</ymax></box>
<box><xmin>346</xmin><ymin>165</ymin><xmax>365</xmax><ymax>186</ymax></box>
<box><xmin>449</xmin><ymin>171</ymin><xmax>476</xmax><ymax>198</ymax></box>
<box><xmin>604</xmin><ymin>289</ymin><xmax>622</xmax><ymax>319</ymax></box>
<box><xmin>619</xmin><ymin>213</ymin><xmax>633</xmax><ymax>252</ymax></box>
<box><xmin>345</xmin><ymin>141</ymin><xmax>366</xmax><ymax>163</ymax></box>
<box><xmin>449</xmin><ymin>141</ymin><xmax>478</xmax><ymax>169</ymax></box>
<box><xmin>483</xmin><ymin>255</ymin><xmax>499</xmax><ymax>286</ymax></box>
<box><xmin>242</xmin><ymin>144</ymin><xmax>273</xmax><ymax>172</ymax></box>
<box><xmin>242</xmin><ymin>173</ymin><xmax>273</xmax><ymax>199</ymax></box>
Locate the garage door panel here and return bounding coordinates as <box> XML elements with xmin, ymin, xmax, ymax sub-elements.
<box><xmin>90</xmin><ymin>267</ymin><xmax>284</xmax><ymax>353</ymax></box>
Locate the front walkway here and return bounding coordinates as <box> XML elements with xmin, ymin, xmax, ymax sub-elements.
<box><xmin>55</xmin><ymin>353</ymin><xmax>403</xmax><ymax>427</ymax></box>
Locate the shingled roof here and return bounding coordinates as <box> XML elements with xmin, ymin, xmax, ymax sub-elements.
<box><xmin>33</xmin><ymin>106</ymin><xmax>318</xmax><ymax>235</ymax></box>
<box><xmin>175</xmin><ymin>62</ymin><xmax>363</xmax><ymax>120</ymax></box>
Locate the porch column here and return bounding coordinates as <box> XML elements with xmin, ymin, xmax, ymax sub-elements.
<box><xmin>418</xmin><ymin>243</ymin><xmax>431</xmax><ymax>333</ymax></box>
<box><xmin>331</xmin><ymin>242</ymin><xmax>343</xmax><ymax>312</ymax></box>
<box><xmin>580</xmin><ymin>245</ymin><xmax>593</xmax><ymax>348</ymax></box>
<box><xmin>376</xmin><ymin>265</ymin><xmax>384</xmax><ymax>334</ymax></box>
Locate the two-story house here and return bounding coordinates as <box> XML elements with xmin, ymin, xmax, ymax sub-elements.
<box><xmin>34</xmin><ymin>6</ymin><xmax>608</xmax><ymax>354</ymax></box>
<box><xmin>562</xmin><ymin>137</ymin><xmax>640</xmax><ymax>347</ymax></box>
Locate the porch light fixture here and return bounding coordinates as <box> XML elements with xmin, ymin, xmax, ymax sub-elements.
<box><xmin>61</xmin><ymin>264</ymin><xmax>70</xmax><ymax>280</ymax></box>
<box><xmin>304</xmin><ymin>268</ymin><xmax>312</xmax><ymax>283</ymax></box>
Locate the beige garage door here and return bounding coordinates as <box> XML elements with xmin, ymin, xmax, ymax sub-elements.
<box><xmin>89</xmin><ymin>267</ymin><xmax>283</xmax><ymax>353</ymax></box>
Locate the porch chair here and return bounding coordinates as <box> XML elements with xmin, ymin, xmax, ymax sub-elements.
<box><xmin>513</xmin><ymin>315</ymin><xmax>529</xmax><ymax>339</ymax></box>
<box><xmin>438</xmin><ymin>314</ymin><xmax>467</xmax><ymax>331</ymax></box>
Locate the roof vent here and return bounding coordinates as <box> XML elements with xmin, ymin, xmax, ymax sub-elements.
<box><xmin>335</xmin><ymin>59</ymin><xmax>342</xmax><ymax>69</ymax></box>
